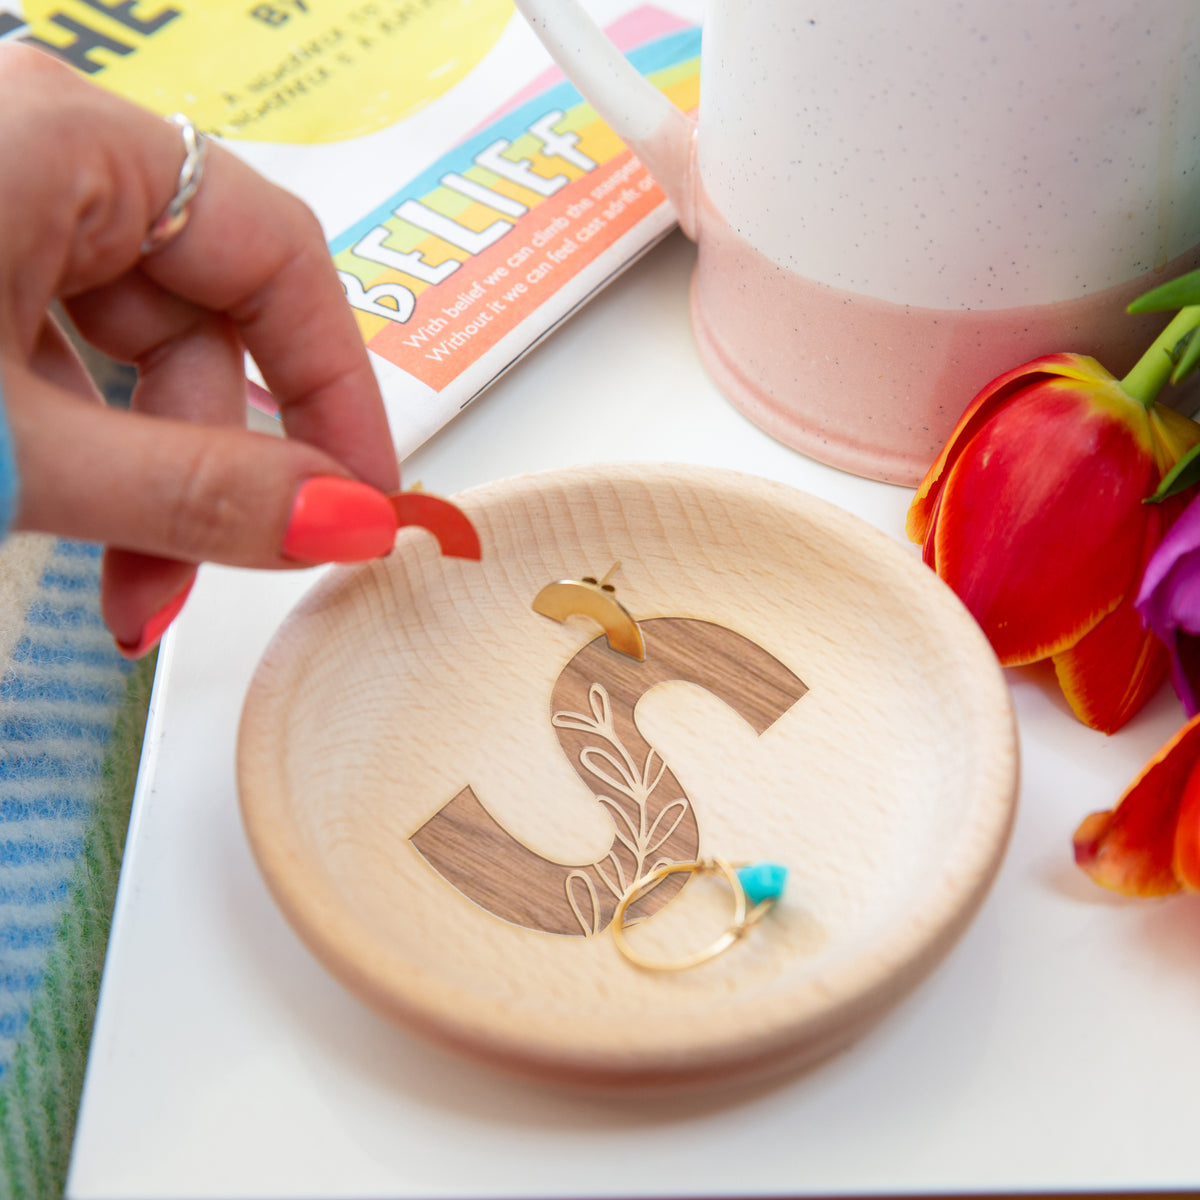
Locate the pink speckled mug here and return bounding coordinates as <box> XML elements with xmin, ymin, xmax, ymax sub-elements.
<box><xmin>515</xmin><ymin>0</ymin><xmax>1200</xmax><ymax>484</ymax></box>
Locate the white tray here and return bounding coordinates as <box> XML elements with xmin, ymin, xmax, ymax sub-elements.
<box><xmin>67</xmin><ymin>233</ymin><xmax>1200</xmax><ymax>1198</ymax></box>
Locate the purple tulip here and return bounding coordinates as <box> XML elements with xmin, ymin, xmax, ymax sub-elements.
<box><xmin>1136</xmin><ymin>497</ymin><xmax>1200</xmax><ymax>715</ymax></box>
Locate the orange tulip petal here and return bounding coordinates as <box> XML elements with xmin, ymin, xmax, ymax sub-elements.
<box><xmin>930</xmin><ymin>380</ymin><xmax>1156</xmax><ymax>664</ymax></box>
<box><xmin>1052</xmin><ymin>601</ymin><xmax>1168</xmax><ymax>734</ymax></box>
<box><xmin>1052</xmin><ymin>500</ymin><xmax>1172</xmax><ymax>733</ymax></box>
<box><xmin>1073</xmin><ymin>714</ymin><xmax>1200</xmax><ymax>895</ymax></box>
<box><xmin>1149</xmin><ymin>402</ymin><xmax>1200</xmax><ymax>474</ymax></box>
<box><xmin>1173</xmin><ymin>765</ymin><xmax>1200</xmax><ymax>890</ymax></box>
<box><xmin>906</xmin><ymin>354</ymin><xmax>1105</xmax><ymax>544</ymax></box>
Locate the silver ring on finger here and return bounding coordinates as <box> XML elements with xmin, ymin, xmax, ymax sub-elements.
<box><xmin>140</xmin><ymin>113</ymin><xmax>208</xmax><ymax>257</ymax></box>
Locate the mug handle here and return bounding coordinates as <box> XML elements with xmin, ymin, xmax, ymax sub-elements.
<box><xmin>512</xmin><ymin>0</ymin><xmax>699</xmax><ymax>237</ymax></box>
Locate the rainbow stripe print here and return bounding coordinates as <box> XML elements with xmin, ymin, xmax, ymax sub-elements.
<box><xmin>330</xmin><ymin>11</ymin><xmax>700</xmax><ymax>393</ymax></box>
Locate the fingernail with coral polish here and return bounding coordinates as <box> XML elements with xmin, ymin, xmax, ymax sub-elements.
<box><xmin>281</xmin><ymin>476</ymin><xmax>398</xmax><ymax>564</ymax></box>
<box><xmin>115</xmin><ymin>577</ymin><xmax>195</xmax><ymax>659</ymax></box>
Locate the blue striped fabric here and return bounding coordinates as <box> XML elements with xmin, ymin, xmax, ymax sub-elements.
<box><xmin>0</xmin><ymin>540</ymin><xmax>132</xmax><ymax>1081</ymax></box>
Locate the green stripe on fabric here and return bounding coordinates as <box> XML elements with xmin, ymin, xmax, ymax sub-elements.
<box><xmin>0</xmin><ymin>654</ymin><xmax>155</xmax><ymax>1200</ymax></box>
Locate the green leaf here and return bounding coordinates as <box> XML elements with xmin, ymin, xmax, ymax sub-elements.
<box><xmin>1172</xmin><ymin>326</ymin><xmax>1200</xmax><ymax>386</ymax></box>
<box><xmin>1148</xmin><ymin>442</ymin><xmax>1200</xmax><ymax>502</ymax></box>
<box><xmin>1129</xmin><ymin>267</ymin><xmax>1200</xmax><ymax>313</ymax></box>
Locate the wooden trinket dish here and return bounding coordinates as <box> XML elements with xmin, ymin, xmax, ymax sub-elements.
<box><xmin>237</xmin><ymin>464</ymin><xmax>1018</xmax><ymax>1090</ymax></box>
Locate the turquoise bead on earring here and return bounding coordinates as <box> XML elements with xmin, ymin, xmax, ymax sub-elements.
<box><xmin>735</xmin><ymin>861</ymin><xmax>788</xmax><ymax>907</ymax></box>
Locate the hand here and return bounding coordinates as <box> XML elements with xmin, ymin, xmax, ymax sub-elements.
<box><xmin>0</xmin><ymin>44</ymin><xmax>401</xmax><ymax>655</ymax></box>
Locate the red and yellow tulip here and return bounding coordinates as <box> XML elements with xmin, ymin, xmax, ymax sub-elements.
<box><xmin>907</xmin><ymin>317</ymin><xmax>1200</xmax><ymax>734</ymax></box>
<box><xmin>1074</xmin><ymin>713</ymin><xmax>1200</xmax><ymax>895</ymax></box>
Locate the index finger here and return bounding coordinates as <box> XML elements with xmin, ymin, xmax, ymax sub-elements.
<box><xmin>141</xmin><ymin>138</ymin><xmax>400</xmax><ymax>493</ymax></box>
<box><xmin>142</xmin><ymin>138</ymin><xmax>398</xmax><ymax>491</ymax></box>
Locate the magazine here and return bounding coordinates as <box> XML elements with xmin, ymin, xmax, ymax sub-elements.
<box><xmin>1</xmin><ymin>0</ymin><xmax>702</xmax><ymax>457</ymax></box>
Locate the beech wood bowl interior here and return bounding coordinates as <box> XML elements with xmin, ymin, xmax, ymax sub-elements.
<box><xmin>237</xmin><ymin>464</ymin><xmax>1018</xmax><ymax>1090</ymax></box>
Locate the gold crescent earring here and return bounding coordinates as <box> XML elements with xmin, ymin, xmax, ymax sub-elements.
<box><xmin>531</xmin><ymin>563</ymin><xmax>645</xmax><ymax>660</ymax></box>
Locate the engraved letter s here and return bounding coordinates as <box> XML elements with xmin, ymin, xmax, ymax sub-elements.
<box><xmin>410</xmin><ymin>618</ymin><xmax>806</xmax><ymax>935</ymax></box>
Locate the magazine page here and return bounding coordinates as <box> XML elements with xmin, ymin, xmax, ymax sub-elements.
<box><xmin>1</xmin><ymin>0</ymin><xmax>702</xmax><ymax>457</ymax></box>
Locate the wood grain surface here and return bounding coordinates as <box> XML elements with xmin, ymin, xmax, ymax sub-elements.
<box><xmin>237</xmin><ymin>464</ymin><xmax>1019</xmax><ymax>1089</ymax></box>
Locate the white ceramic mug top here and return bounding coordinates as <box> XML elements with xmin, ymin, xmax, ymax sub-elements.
<box><xmin>700</xmin><ymin>0</ymin><xmax>1200</xmax><ymax>308</ymax></box>
<box><xmin>515</xmin><ymin>0</ymin><xmax>1200</xmax><ymax>482</ymax></box>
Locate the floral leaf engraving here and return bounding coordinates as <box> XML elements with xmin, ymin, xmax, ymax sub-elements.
<box><xmin>553</xmin><ymin>682</ymin><xmax>691</xmax><ymax>936</ymax></box>
<box><xmin>646</xmin><ymin>798</ymin><xmax>688</xmax><ymax>854</ymax></box>
<box><xmin>565</xmin><ymin>870</ymin><xmax>601</xmax><ymax>937</ymax></box>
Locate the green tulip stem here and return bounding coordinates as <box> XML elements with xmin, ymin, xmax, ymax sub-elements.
<box><xmin>1120</xmin><ymin>304</ymin><xmax>1200</xmax><ymax>408</ymax></box>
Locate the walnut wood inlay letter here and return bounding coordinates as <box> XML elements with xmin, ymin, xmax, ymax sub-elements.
<box><xmin>410</xmin><ymin>618</ymin><xmax>807</xmax><ymax>935</ymax></box>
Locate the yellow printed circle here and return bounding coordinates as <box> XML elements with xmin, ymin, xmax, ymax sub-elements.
<box><xmin>19</xmin><ymin>0</ymin><xmax>514</xmax><ymax>143</ymax></box>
